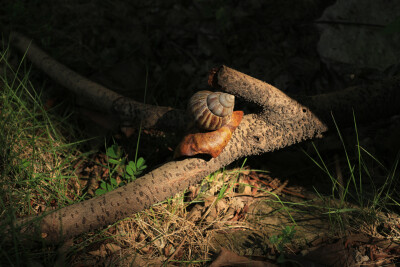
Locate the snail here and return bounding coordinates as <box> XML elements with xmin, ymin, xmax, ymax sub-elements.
<box><xmin>175</xmin><ymin>91</ymin><xmax>243</xmax><ymax>158</ymax></box>
<box><xmin>188</xmin><ymin>91</ymin><xmax>235</xmax><ymax>131</ymax></box>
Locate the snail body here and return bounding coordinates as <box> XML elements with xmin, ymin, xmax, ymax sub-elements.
<box><xmin>188</xmin><ymin>91</ymin><xmax>235</xmax><ymax>131</ymax></box>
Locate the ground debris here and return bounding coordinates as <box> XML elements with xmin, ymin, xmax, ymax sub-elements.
<box><xmin>210</xmin><ymin>247</ymin><xmax>277</xmax><ymax>267</ymax></box>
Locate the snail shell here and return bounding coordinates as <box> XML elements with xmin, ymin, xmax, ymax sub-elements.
<box><xmin>188</xmin><ymin>91</ymin><xmax>235</xmax><ymax>131</ymax></box>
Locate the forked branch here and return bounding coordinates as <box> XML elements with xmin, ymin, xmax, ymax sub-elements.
<box><xmin>8</xmin><ymin>32</ymin><xmax>400</xmax><ymax>244</ymax></box>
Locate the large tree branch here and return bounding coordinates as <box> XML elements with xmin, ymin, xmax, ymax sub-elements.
<box><xmin>8</xmin><ymin>33</ymin><xmax>400</xmax><ymax>244</ymax></box>
<box><xmin>210</xmin><ymin>66</ymin><xmax>400</xmax><ymax>127</ymax></box>
<box><xmin>9</xmin><ymin>32</ymin><xmax>186</xmax><ymax>131</ymax></box>
<box><xmin>10</xmin><ymin>32</ymin><xmax>400</xmax><ymax>131</ymax></box>
<box><xmin>20</xmin><ymin>114</ymin><xmax>323</xmax><ymax>244</ymax></box>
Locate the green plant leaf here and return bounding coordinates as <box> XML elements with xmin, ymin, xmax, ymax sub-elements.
<box><xmin>126</xmin><ymin>162</ymin><xmax>134</xmax><ymax>175</ymax></box>
<box><xmin>108</xmin><ymin>158</ymin><xmax>121</xmax><ymax>165</ymax></box>
<box><xmin>106</xmin><ymin>183</ymin><xmax>113</xmax><ymax>191</ymax></box>
<box><xmin>270</xmin><ymin>235</ymin><xmax>278</xmax><ymax>244</ymax></box>
<box><xmin>126</xmin><ymin>167</ymin><xmax>133</xmax><ymax>176</ymax></box>
<box><xmin>138</xmin><ymin>164</ymin><xmax>147</xmax><ymax>171</ymax></box>
<box><xmin>110</xmin><ymin>178</ymin><xmax>117</xmax><ymax>186</ymax></box>
<box><xmin>106</xmin><ymin>144</ymin><xmax>119</xmax><ymax>159</ymax></box>
<box><xmin>95</xmin><ymin>188</ymin><xmax>106</xmax><ymax>195</ymax></box>
<box><xmin>137</xmin><ymin>157</ymin><xmax>145</xmax><ymax>167</ymax></box>
<box><xmin>100</xmin><ymin>182</ymin><xmax>107</xmax><ymax>189</ymax></box>
<box><xmin>21</xmin><ymin>159</ymin><xmax>30</xmax><ymax>169</ymax></box>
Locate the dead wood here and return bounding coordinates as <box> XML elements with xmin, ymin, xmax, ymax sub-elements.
<box><xmin>8</xmin><ymin>32</ymin><xmax>400</xmax><ymax>244</ymax></box>
<box><xmin>9</xmin><ymin>31</ymin><xmax>186</xmax><ymax>131</ymax></box>
<box><xmin>210</xmin><ymin>65</ymin><xmax>400</xmax><ymax>127</ymax></box>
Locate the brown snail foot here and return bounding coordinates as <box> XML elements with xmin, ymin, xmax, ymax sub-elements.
<box><xmin>174</xmin><ymin>111</ymin><xmax>244</xmax><ymax>158</ymax></box>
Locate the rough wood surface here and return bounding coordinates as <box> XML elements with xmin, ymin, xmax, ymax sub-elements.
<box><xmin>8</xmin><ymin>32</ymin><xmax>400</xmax><ymax>244</ymax></box>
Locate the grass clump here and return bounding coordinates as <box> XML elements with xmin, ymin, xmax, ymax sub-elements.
<box><xmin>0</xmin><ymin>47</ymin><xmax>86</xmax><ymax>264</ymax></box>
<box><xmin>95</xmin><ymin>143</ymin><xmax>147</xmax><ymax>195</ymax></box>
<box><xmin>304</xmin><ymin>114</ymin><xmax>400</xmax><ymax>233</ymax></box>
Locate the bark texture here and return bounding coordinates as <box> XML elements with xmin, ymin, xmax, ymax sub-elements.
<box><xmin>211</xmin><ymin>66</ymin><xmax>400</xmax><ymax>128</ymax></box>
<box><xmin>8</xmin><ymin>33</ymin><xmax>400</xmax><ymax>244</ymax></box>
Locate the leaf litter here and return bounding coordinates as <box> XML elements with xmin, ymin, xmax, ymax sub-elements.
<box><xmin>69</xmin><ymin>164</ymin><xmax>400</xmax><ymax>266</ymax></box>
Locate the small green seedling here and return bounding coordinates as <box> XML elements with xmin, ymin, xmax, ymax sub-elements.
<box><xmin>106</xmin><ymin>144</ymin><xmax>124</xmax><ymax>164</ymax></box>
<box><xmin>95</xmin><ymin>178</ymin><xmax>119</xmax><ymax>196</ymax></box>
<box><xmin>125</xmin><ymin>157</ymin><xmax>147</xmax><ymax>182</ymax></box>
<box><xmin>95</xmin><ymin>144</ymin><xmax>147</xmax><ymax>196</ymax></box>
<box><xmin>269</xmin><ymin>226</ymin><xmax>296</xmax><ymax>263</ymax></box>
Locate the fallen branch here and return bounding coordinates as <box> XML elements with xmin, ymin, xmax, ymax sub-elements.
<box><xmin>9</xmin><ymin>32</ymin><xmax>186</xmax><ymax>131</ymax></box>
<box><xmin>8</xmin><ymin>32</ymin><xmax>400</xmax><ymax>244</ymax></box>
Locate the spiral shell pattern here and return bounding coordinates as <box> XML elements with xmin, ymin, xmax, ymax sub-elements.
<box><xmin>188</xmin><ymin>91</ymin><xmax>235</xmax><ymax>131</ymax></box>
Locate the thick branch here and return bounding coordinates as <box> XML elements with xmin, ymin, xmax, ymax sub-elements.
<box><xmin>209</xmin><ymin>66</ymin><xmax>302</xmax><ymax>123</ymax></box>
<box><xmin>9</xmin><ymin>32</ymin><xmax>186</xmax><ymax>131</ymax></box>
<box><xmin>8</xmin><ymin>34</ymin><xmax>400</xmax><ymax>245</ymax></box>
<box><xmin>211</xmin><ymin>66</ymin><xmax>400</xmax><ymax>127</ymax></box>
<box><xmin>11</xmin><ymin>32</ymin><xmax>400</xmax><ymax>132</ymax></box>
<box><xmin>304</xmin><ymin>78</ymin><xmax>400</xmax><ymax>125</ymax></box>
<box><xmin>20</xmin><ymin>112</ymin><xmax>325</xmax><ymax>243</ymax></box>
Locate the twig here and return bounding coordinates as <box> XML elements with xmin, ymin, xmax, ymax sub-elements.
<box><xmin>167</xmin><ymin>235</ymin><xmax>187</xmax><ymax>261</ymax></box>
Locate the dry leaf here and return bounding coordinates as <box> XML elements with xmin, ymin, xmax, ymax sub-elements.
<box><xmin>216</xmin><ymin>199</ymin><xmax>228</xmax><ymax>213</ymax></box>
<box><xmin>88</xmin><ymin>244</ymin><xmax>107</xmax><ymax>257</ymax></box>
<box><xmin>105</xmin><ymin>243</ymin><xmax>121</xmax><ymax>253</ymax></box>
<box><xmin>187</xmin><ymin>204</ymin><xmax>203</xmax><ymax>222</ymax></box>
